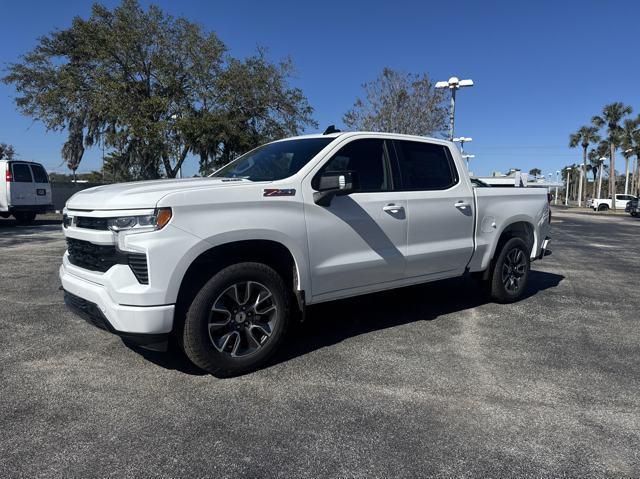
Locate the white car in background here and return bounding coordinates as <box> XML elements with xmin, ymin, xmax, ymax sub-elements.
<box><xmin>0</xmin><ymin>160</ymin><xmax>53</xmax><ymax>224</ymax></box>
<box><xmin>589</xmin><ymin>194</ymin><xmax>637</xmax><ymax>211</ymax></box>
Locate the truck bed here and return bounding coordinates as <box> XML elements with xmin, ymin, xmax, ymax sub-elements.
<box><xmin>468</xmin><ymin>187</ymin><xmax>551</xmax><ymax>273</ymax></box>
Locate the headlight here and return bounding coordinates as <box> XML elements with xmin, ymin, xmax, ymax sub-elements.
<box><xmin>107</xmin><ymin>208</ymin><xmax>172</xmax><ymax>233</ymax></box>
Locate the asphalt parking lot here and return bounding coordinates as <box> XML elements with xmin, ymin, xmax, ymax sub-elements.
<box><xmin>1</xmin><ymin>209</ymin><xmax>639</xmax><ymax>478</ymax></box>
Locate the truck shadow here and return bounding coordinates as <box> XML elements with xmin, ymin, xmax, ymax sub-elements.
<box><xmin>276</xmin><ymin>270</ymin><xmax>564</xmax><ymax>366</ymax></box>
<box><xmin>0</xmin><ymin>218</ymin><xmax>62</xmax><ymax>231</ymax></box>
<box><xmin>131</xmin><ymin>270</ymin><xmax>564</xmax><ymax>376</ymax></box>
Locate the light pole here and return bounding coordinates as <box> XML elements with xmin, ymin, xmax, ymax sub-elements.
<box><xmin>453</xmin><ymin>137</ymin><xmax>472</xmax><ymax>154</ymax></box>
<box><xmin>555</xmin><ymin>171</ymin><xmax>560</xmax><ymax>205</ymax></box>
<box><xmin>632</xmin><ymin>155</ymin><xmax>637</xmax><ymax>196</ymax></box>
<box><xmin>462</xmin><ymin>154</ymin><xmax>475</xmax><ymax>170</ymax></box>
<box><xmin>597</xmin><ymin>157</ymin><xmax>606</xmax><ymax>199</ymax></box>
<box><xmin>576</xmin><ymin>163</ymin><xmax>584</xmax><ymax>208</ymax></box>
<box><xmin>435</xmin><ymin>77</ymin><xmax>474</xmax><ymax>140</ymax></box>
<box><xmin>624</xmin><ymin>148</ymin><xmax>633</xmax><ymax>195</ymax></box>
<box><xmin>565</xmin><ymin>167</ymin><xmax>573</xmax><ymax>206</ymax></box>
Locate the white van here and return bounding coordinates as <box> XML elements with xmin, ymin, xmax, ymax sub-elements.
<box><xmin>0</xmin><ymin>160</ymin><xmax>53</xmax><ymax>224</ymax></box>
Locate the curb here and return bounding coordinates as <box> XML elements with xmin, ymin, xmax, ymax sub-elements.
<box><xmin>551</xmin><ymin>206</ymin><xmax>632</xmax><ymax>217</ymax></box>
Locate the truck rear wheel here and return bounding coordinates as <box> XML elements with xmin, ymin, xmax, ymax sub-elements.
<box><xmin>489</xmin><ymin>237</ymin><xmax>530</xmax><ymax>303</ymax></box>
<box><xmin>182</xmin><ymin>262</ymin><xmax>290</xmax><ymax>377</ymax></box>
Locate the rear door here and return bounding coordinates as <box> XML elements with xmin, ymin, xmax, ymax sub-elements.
<box><xmin>30</xmin><ymin>164</ymin><xmax>51</xmax><ymax>206</ymax></box>
<box><xmin>393</xmin><ymin>139</ymin><xmax>475</xmax><ymax>279</ymax></box>
<box><xmin>8</xmin><ymin>162</ymin><xmax>35</xmax><ymax>206</ymax></box>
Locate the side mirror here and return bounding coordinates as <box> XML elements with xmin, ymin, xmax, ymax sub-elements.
<box><xmin>313</xmin><ymin>171</ymin><xmax>357</xmax><ymax>206</ymax></box>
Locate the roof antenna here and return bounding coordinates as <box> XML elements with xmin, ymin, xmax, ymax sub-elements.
<box><xmin>323</xmin><ymin>125</ymin><xmax>341</xmax><ymax>135</ymax></box>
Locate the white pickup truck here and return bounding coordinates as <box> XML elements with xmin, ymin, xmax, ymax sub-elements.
<box><xmin>588</xmin><ymin>194</ymin><xmax>637</xmax><ymax>211</ymax></box>
<box><xmin>60</xmin><ymin>132</ymin><xmax>551</xmax><ymax>376</ymax></box>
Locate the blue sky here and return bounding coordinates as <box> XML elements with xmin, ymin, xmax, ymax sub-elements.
<box><xmin>1</xmin><ymin>0</ymin><xmax>639</xmax><ymax>178</ymax></box>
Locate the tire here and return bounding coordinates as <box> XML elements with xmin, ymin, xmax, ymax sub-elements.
<box><xmin>13</xmin><ymin>212</ymin><xmax>36</xmax><ymax>224</ymax></box>
<box><xmin>182</xmin><ymin>262</ymin><xmax>290</xmax><ymax>377</ymax></box>
<box><xmin>597</xmin><ymin>204</ymin><xmax>609</xmax><ymax>211</ymax></box>
<box><xmin>631</xmin><ymin>212</ymin><xmax>638</xmax><ymax>218</ymax></box>
<box><xmin>489</xmin><ymin>237</ymin><xmax>531</xmax><ymax>303</ymax></box>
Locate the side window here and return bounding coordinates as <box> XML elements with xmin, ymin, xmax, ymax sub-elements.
<box><xmin>12</xmin><ymin>163</ymin><xmax>33</xmax><ymax>183</ymax></box>
<box><xmin>394</xmin><ymin>140</ymin><xmax>458</xmax><ymax>190</ymax></box>
<box><xmin>314</xmin><ymin>139</ymin><xmax>391</xmax><ymax>192</ymax></box>
<box><xmin>31</xmin><ymin>165</ymin><xmax>49</xmax><ymax>183</ymax></box>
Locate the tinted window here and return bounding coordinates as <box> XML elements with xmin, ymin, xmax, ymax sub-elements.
<box><xmin>315</xmin><ymin>139</ymin><xmax>390</xmax><ymax>192</ymax></box>
<box><xmin>214</xmin><ymin>138</ymin><xmax>334</xmax><ymax>181</ymax></box>
<box><xmin>395</xmin><ymin>141</ymin><xmax>457</xmax><ymax>190</ymax></box>
<box><xmin>31</xmin><ymin>165</ymin><xmax>49</xmax><ymax>183</ymax></box>
<box><xmin>12</xmin><ymin>163</ymin><xmax>33</xmax><ymax>183</ymax></box>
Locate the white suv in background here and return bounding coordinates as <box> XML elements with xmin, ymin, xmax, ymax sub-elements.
<box><xmin>0</xmin><ymin>160</ymin><xmax>53</xmax><ymax>223</ymax></box>
<box><xmin>60</xmin><ymin>131</ymin><xmax>551</xmax><ymax>376</ymax></box>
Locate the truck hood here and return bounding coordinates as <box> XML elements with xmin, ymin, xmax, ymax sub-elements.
<box><xmin>65</xmin><ymin>177</ymin><xmax>253</xmax><ymax>210</ymax></box>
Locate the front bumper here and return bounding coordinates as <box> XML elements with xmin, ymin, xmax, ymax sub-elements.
<box><xmin>60</xmin><ymin>262</ymin><xmax>174</xmax><ymax>337</ymax></box>
<box><xmin>63</xmin><ymin>290</ymin><xmax>169</xmax><ymax>351</ymax></box>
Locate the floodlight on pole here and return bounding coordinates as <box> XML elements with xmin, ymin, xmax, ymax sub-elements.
<box><xmin>461</xmin><ymin>154</ymin><xmax>475</xmax><ymax>169</ymax></box>
<box><xmin>435</xmin><ymin>76</ymin><xmax>474</xmax><ymax>140</ymax></box>
<box><xmin>453</xmin><ymin>137</ymin><xmax>472</xmax><ymax>154</ymax></box>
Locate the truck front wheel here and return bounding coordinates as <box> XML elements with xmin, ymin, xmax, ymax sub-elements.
<box><xmin>489</xmin><ymin>237</ymin><xmax>530</xmax><ymax>303</ymax></box>
<box><xmin>182</xmin><ymin>262</ymin><xmax>290</xmax><ymax>377</ymax></box>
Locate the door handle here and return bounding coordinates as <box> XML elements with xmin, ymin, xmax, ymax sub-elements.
<box><xmin>455</xmin><ymin>201</ymin><xmax>471</xmax><ymax>210</ymax></box>
<box><xmin>383</xmin><ymin>204</ymin><xmax>404</xmax><ymax>213</ymax></box>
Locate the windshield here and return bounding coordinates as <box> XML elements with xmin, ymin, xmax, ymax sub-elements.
<box><xmin>213</xmin><ymin>137</ymin><xmax>335</xmax><ymax>181</ymax></box>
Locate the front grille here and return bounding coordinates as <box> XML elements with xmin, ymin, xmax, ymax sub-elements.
<box><xmin>75</xmin><ymin>216</ymin><xmax>109</xmax><ymax>230</ymax></box>
<box><xmin>67</xmin><ymin>238</ymin><xmax>119</xmax><ymax>272</ymax></box>
<box><xmin>66</xmin><ymin>238</ymin><xmax>149</xmax><ymax>284</ymax></box>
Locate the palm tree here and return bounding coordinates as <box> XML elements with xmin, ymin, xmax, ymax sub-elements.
<box><xmin>620</xmin><ymin>116</ymin><xmax>640</xmax><ymax>196</ymax></box>
<box><xmin>620</xmin><ymin>118</ymin><xmax>639</xmax><ymax>194</ymax></box>
<box><xmin>569</xmin><ymin>126</ymin><xmax>600</xmax><ymax>206</ymax></box>
<box><xmin>588</xmin><ymin>149</ymin><xmax>602</xmax><ymax>199</ymax></box>
<box><xmin>633</xmin><ymin>127</ymin><xmax>640</xmax><ymax>196</ymax></box>
<box><xmin>592</xmin><ymin>102</ymin><xmax>633</xmax><ymax>210</ymax></box>
<box><xmin>589</xmin><ymin>140</ymin><xmax>611</xmax><ymax>198</ymax></box>
<box><xmin>529</xmin><ymin>168</ymin><xmax>542</xmax><ymax>178</ymax></box>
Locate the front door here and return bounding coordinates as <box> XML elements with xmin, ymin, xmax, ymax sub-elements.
<box><xmin>304</xmin><ymin>138</ymin><xmax>407</xmax><ymax>298</ymax></box>
<box><xmin>392</xmin><ymin>139</ymin><xmax>475</xmax><ymax>279</ymax></box>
